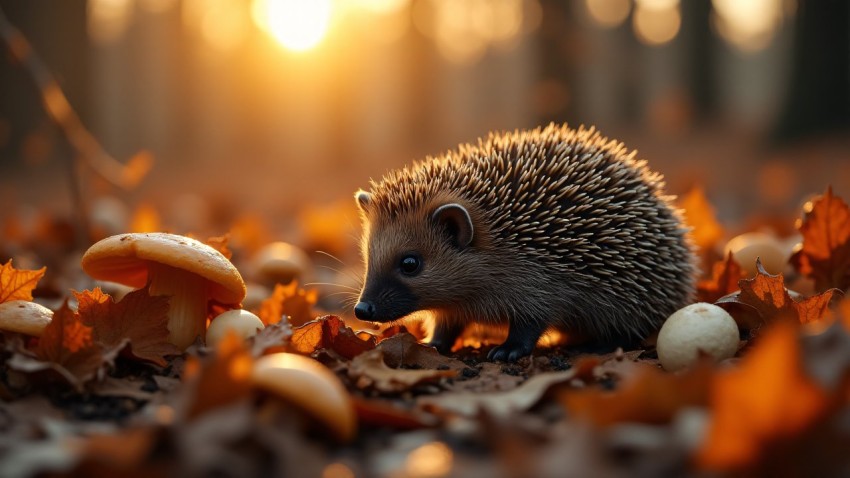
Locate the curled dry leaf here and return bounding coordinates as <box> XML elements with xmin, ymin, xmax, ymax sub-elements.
<box><xmin>697</xmin><ymin>252</ymin><xmax>745</xmax><ymax>303</ymax></box>
<box><xmin>716</xmin><ymin>259</ymin><xmax>838</xmax><ymax>326</ymax></box>
<box><xmin>74</xmin><ymin>287</ymin><xmax>178</xmax><ymax>367</ymax></box>
<box><xmin>249</xmin><ymin>321</ymin><xmax>292</xmax><ymax>358</ymax></box>
<box><xmin>348</xmin><ymin>348</ymin><xmax>456</xmax><ymax>393</ymax></box>
<box><xmin>0</xmin><ymin>259</ymin><xmax>46</xmax><ymax>303</ymax></box>
<box><xmin>289</xmin><ymin>315</ymin><xmax>375</xmax><ymax>359</ymax></box>
<box><xmin>377</xmin><ymin>333</ymin><xmax>467</xmax><ymax>372</ymax></box>
<box><xmin>697</xmin><ymin>321</ymin><xmax>831</xmax><ymax>471</ymax></box>
<box><xmin>257</xmin><ymin>281</ymin><xmax>318</xmax><ymax>327</ymax></box>
<box><xmin>791</xmin><ymin>186</ymin><xmax>850</xmax><ymax>292</ymax></box>
<box><xmin>418</xmin><ymin>369</ymin><xmax>578</xmax><ymax>419</ymax></box>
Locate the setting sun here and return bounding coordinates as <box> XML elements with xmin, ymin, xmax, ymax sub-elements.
<box><xmin>252</xmin><ymin>0</ymin><xmax>332</xmax><ymax>52</ymax></box>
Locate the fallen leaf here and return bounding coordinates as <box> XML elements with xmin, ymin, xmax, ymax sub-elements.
<box><xmin>257</xmin><ymin>281</ymin><xmax>318</xmax><ymax>327</ymax></box>
<box><xmin>8</xmin><ymin>301</ymin><xmax>110</xmax><ymax>390</ymax></box>
<box><xmin>203</xmin><ymin>234</ymin><xmax>233</xmax><ymax>260</ymax></box>
<box><xmin>697</xmin><ymin>321</ymin><xmax>831</xmax><ymax>471</ymax></box>
<box><xmin>791</xmin><ymin>187</ymin><xmax>850</xmax><ymax>292</ymax></box>
<box><xmin>377</xmin><ymin>333</ymin><xmax>467</xmax><ymax>372</ymax></box>
<box><xmin>249</xmin><ymin>321</ymin><xmax>292</xmax><ymax>357</ymax></box>
<box><xmin>679</xmin><ymin>186</ymin><xmax>725</xmax><ymax>255</ymax></box>
<box><xmin>0</xmin><ymin>260</ymin><xmax>46</xmax><ymax>303</ymax></box>
<box><xmin>348</xmin><ymin>348</ymin><xmax>456</xmax><ymax>393</ymax></box>
<box><xmin>353</xmin><ymin>397</ymin><xmax>437</xmax><ymax>430</ymax></box>
<box><xmin>559</xmin><ymin>361</ymin><xmax>713</xmax><ymax>428</ymax></box>
<box><xmin>716</xmin><ymin>259</ymin><xmax>838</xmax><ymax>325</ymax></box>
<box><xmin>697</xmin><ymin>252</ymin><xmax>745</xmax><ymax>303</ymax></box>
<box><xmin>418</xmin><ymin>369</ymin><xmax>578</xmax><ymax>418</ymax></box>
<box><xmin>74</xmin><ymin>287</ymin><xmax>178</xmax><ymax>366</ymax></box>
<box><xmin>290</xmin><ymin>315</ymin><xmax>375</xmax><ymax>359</ymax></box>
<box><xmin>181</xmin><ymin>332</ymin><xmax>254</xmax><ymax>420</ymax></box>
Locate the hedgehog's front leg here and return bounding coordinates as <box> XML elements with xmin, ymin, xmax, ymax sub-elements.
<box><xmin>428</xmin><ymin>319</ymin><xmax>464</xmax><ymax>355</ymax></box>
<box><xmin>487</xmin><ymin>320</ymin><xmax>546</xmax><ymax>362</ymax></box>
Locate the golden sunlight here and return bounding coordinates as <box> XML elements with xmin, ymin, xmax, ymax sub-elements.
<box><xmin>252</xmin><ymin>0</ymin><xmax>333</xmax><ymax>52</ymax></box>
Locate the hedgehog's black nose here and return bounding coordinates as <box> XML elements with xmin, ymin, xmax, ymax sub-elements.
<box><xmin>354</xmin><ymin>301</ymin><xmax>375</xmax><ymax>320</ymax></box>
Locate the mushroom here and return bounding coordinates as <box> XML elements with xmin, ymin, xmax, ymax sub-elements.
<box><xmin>207</xmin><ymin>309</ymin><xmax>264</xmax><ymax>347</ymax></box>
<box><xmin>81</xmin><ymin>233</ymin><xmax>246</xmax><ymax>349</ymax></box>
<box><xmin>251</xmin><ymin>241</ymin><xmax>311</xmax><ymax>285</ymax></box>
<box><xmin>657</xmin><ymin>302</ymin><xmax>740</xmax><ymax>372</ymax></box>
<box><xmin>0</xmin><ymin>300</ymin><xmax>53</xmax><ymax>337</ymax></box>
<box><xmin>252</xmin><ymin>353</ymin><xmax>356</xmax><ymax>442</ymax></box>
<box><xmin>725</xmin><ymin>232</ymin><xmax>789</xmax><ymax>276</ymax></box>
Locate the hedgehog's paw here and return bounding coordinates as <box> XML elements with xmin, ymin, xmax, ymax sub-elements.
<box><xmin>488</xmin><ymin>321</ymin><xmax>546</xmax><ymax>362</ymax></box>
<box><xmin>487</xmin><ymin>342</ymin><xmax>534</xmax><ymax>362</ymax></box>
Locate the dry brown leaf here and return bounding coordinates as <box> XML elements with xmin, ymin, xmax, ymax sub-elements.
<box><xmin>74</xmin><ymin>287</ymin><xmax>178</xmax><ymax>366</ymax></box>
<box><xmin>698</xmin><ymin>251</ymin><xmax>745</xmax><ymax>303</ymax></box>
<box><xmin>377</xmin><ymin>333</ymin><xmax>467</xmax><ymax>372</ymax></box>
<box><xmin>257</xmin><ymin>281</ymin><xmax>318</xmax><ymax>327</ymax></box>
<box><xmin>716</xmin><ymin>259</ymin><xmax>838</xmax><ymax>325</ymax></box>
<box><xmin>348</xmin><ymin>348</ymin><xmax>456</xmax><ymax>393</ymax></box>
<box><xmin>249</xmin><ymin>321</ymin><xmax>292</xmax><ymax>357</ymax></box>
<box><xmin>353</xmin><ymin>397</ymin><xmax>437</xmax><ymax>430</ymax></box>
<box><xmin>181</xmin><ymin>332</ymin><xmax>254</xmax><ymax>420</ymax></box>
<box><xmin>0</xmin><ymin>260</ymin><xmax>46</xmax><ymax>304</ymax></box>
<box><xmin>8</xmin><ymin>301</ymin><xmax>111</xmax><ymax>390</ymax></box>
<box><xmin>791</xmin><ymin>187</ymin><xmax>850</xmax><ymax>292</ymax></box>
<box><xmin>559</xmin><ymin>361</ymin><xmax>713</xmax><ymax>427</ymax></box>
<box><xmin>697</xmin><ymin>321</ymin><xmax>831</xmax><ymax>471</ymax></box>
<box><xmin>289</xmin><ymin>315</ymin><xmax>375</xmax><ymax>358</ymax></box>
<box><xmin>418</xmin><ymin>369</ymin><xmax>578</xmax><ymax>418</ymax></box>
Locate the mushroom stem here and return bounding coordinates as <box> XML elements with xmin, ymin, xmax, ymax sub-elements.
<box><xmin>148</xmin><ymin>262</ymin><xmax>208</xmax><ymax>349</ymax></box>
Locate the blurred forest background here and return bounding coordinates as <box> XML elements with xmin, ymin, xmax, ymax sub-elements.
<box><xmin>1</xmin><ymin>0</ymin><xmax>849</xmax><ymax>257</ymax></box>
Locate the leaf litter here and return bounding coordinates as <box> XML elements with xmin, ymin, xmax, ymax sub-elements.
<box><xmin>1</xmin><ymin>189</ymin><xmax>850</xmax><ymax>477</ymax></box>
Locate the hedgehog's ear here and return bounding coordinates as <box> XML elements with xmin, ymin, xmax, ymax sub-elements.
<box><xmin>355</xmin><ymin>190</ymin><xmax>372</xmax><ymax>212</ymax></box>
<box><xmin>432</xmin><ymin>203</ymin><xmax>474</xmax><ymax>249</ymax></box>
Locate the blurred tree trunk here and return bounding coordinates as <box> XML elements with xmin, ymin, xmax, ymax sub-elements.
<box><xmin>773</xmin><ymin>0</ymin><xmax>850</xmax><ymax>142</ymax></box>
<box><xmin>681</xmin><ymin>0</ymin><xmax>716</xmax><ymax>121</ymax></box>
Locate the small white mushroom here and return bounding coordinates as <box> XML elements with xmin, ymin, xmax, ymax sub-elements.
<box><xmin>251</xmin><ymin>241</ymin><xmax>311</xmax><ymax>285</ymax></box>
<box><xmin>657</xmin><ymin>302</ymin><xmax>740</xmax><ymax>372</ymax></box>
<box><xmin>252</xmin><ymin>353</ymin><xmax>356</xmax><ymax>442</ymax></box>
<box><xmin>0</xmin><ymin>300</ymin><xmax>53</xmax><ymax>337</ymax></box>
<box><xmin>206</xmin><ymin>309</ymin><xmax>264</xmax><ymax>346</ymax></box>
<box><xmin>725</xmin><ymin>232</ymin><xmax>789</xmax><ymax>276</ymax></box>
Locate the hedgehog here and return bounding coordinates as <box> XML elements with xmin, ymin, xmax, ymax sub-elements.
<box><xmin>353</xmin><ymin>124</ymin><xmax>696</xmax><ymax>362</ymax></box>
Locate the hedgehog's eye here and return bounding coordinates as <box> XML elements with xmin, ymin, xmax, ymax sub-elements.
<box><xmin>399</xmin><ymin>254</ymin><xmax>422</xmax><ymax>276</ymax></box>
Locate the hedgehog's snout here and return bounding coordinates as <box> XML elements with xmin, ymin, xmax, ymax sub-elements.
<box><xmin>354</xmin><ymin>301</ymin><xmax>375</xmax><ymax>320</ymax></box>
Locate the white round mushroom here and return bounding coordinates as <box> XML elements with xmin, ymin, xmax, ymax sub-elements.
<box><xmin>657</xmin><ymin>303</ymin><xmax>740</xmax><ymax>372</ymax></box>
<box><xmin>206</xmin><ymin>309</ymin><xmax>264</xmax><ymax>346</ymax></box>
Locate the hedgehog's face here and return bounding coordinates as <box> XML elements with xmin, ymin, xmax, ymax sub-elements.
<box><xmin>353</xmin><ymin>191</ymin><xmax>476</xmax><ymax>323</ymax></box>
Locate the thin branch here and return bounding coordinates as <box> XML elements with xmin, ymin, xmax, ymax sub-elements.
<box><xmin>0</xmin><ymin>6</ymin><xmax>151</xmax><ymax>190</ymax></box>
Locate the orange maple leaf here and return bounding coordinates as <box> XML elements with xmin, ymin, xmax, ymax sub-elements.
<box><xmin>0</xmin><ymin>260</ymin><xmax>46</xmax><ymax>303</ymax></box>
<box><xmin>697</xmin><ymin>321</ymin><xmax>830</xmax><ymax>470</ymax></box>
<box><xmin>679</xmin><ymin>186</ymin><xmax>725</xmax><ymax>255</ymax></box>
<box><xmin>75</xmin><ymin>287</ymin><xmax>179</xmax><ymax>366</ymax></box>
<box><xmin>698</xmin><ymin>252</ymin><xmax>745</xmax><ymax>303</ymax></box>
<box><xmin>717</xmin><ymin>259</ymin><xmax>838</xmax><ymax>325</ymax></box>
<box><xmin>257</xmin><ymin>281</ymin><xmax>317</xmax><ymax>327</ymax></box>
<box><xmin>791</xmin><ymin>186</ymin><xmax>850</xmax><ymax>292</ymax></box>
<box><xmin>31</xmin><ymin>300</ymin><xmax>108</xmax><ymax>387</ymax></box>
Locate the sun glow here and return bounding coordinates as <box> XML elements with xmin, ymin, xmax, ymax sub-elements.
<box><xmin>252</xmin><ymin>0</ymin><xmax>333</xmax><ymax>52</ymax></box>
